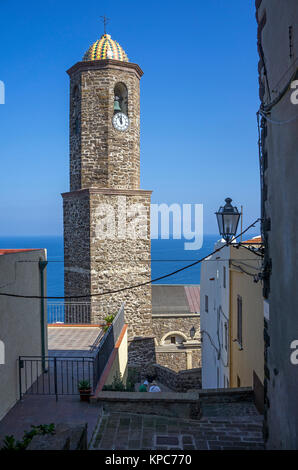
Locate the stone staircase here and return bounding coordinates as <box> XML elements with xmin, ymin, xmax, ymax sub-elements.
<box><xmin>90</xmin><ymin>411</ymin><xmax>264</xmax><ymax>450</ymax></box>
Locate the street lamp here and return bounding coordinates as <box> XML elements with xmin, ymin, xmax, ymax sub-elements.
<box><xmin>215</xmin><ymin>198</ymin><xmax>240</xmax><ymax>243</ymax></box>
<box><xmin>190</xmin><ymin>326</ymin><xmax>196</xmax><ymax>339</ymax></box>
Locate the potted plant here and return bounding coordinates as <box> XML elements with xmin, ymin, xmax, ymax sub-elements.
<box><xmin>103</xmin><ymin>314</ymin><xmax>115</xmax><ymax>333</ymax></box>
<box><xmin>78</xmin><ymin>380</ymin><xmax>92</xmax><ymax>402</ymax></box>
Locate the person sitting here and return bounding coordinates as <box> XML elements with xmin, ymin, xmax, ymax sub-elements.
<box><xmin>149</xmin><ymin>381</ymin><xmax>161</xmax><ymax>392</ymax></box>
<box><xmin>138</xmin><ymin>381</ymin><xmax>148</xmax><ymax>392</ymax></box>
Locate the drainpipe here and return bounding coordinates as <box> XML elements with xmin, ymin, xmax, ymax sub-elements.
<box><xmin>228</xmin><ymin>254</ymin><xmax>232</xmax><ymax>387</ymax></box>
<box><xmin>39</xmin><ymin>260</ymin><xmax>48</xmax><ymax>372</ymax></box>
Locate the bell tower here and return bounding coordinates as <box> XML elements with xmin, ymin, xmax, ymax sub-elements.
<box><xmin>63</xmin><ymin>32</ymin><xmax>154</xmax><ymax>364</ymax></box>
<box><xmin>68</xmin><ymin>36</ymin><xmax>142</xmax><ymax>192</ymax></box>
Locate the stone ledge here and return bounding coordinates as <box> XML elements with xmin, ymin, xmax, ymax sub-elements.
<box><xmin>67</xmin><ymin>59</ymin><xmax>143</xmax><ymax>79</ymax></box>
<box><xmin>152</xmin><ymin>313</ymin><xmax>200</xmax><ymax>318</ymax></box>
<box><xmin>199</xmin><ymin>386</ymin><xmax>252</xmax><ymax>396</ymax></box>
<box><xmin>155</xmin><ymin>345</ymin><xmax>200</xmax><ymax>353</ymax></box>
<box><xmin>62</xmin><ymin>188</ymin><xmax>153</xmax><ymax>198</ymax></box>
<box><xmin>91</xmin><ymin>391</ymin><xmax>199</xmax><ymax>403</ymax></box>
<box><xmin>199</xmin><ymin>387</ymin><xmax>254</xmax><ymax>403</ymax></box>
<box><xmin>128</xmin><ymin>335</ymin><xmax>156</xmax><ymax>343</ymax></box>
<box><xmin>90</xmin><ymin>391</ymin><xmax>200</xmax><ymax>419</ymax></box>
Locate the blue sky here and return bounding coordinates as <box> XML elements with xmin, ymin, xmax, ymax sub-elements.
<box><xmin>0</xmin><ymin>0</ymin><xmax>260</xmax><ymax>236</ymax></box>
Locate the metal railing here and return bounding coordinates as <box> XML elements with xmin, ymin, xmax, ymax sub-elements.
<box><xmin>19</xmin><ymin>303</ymin><xmax>125</xmax><ymax>400</ymax></box>
<box><xmin>47</xmin><ymin>302</ymin><xmax>91</xmax><ymax>324</ymax></box>
<box><xmin>93</xmin><ymin>303</ymin><xmax>125</xmax><ymax>387</ymax></box>
<box><xmin>18</xmin><ymin>356</ymin><xmax>94</xmax><ymax>401</ymax></box>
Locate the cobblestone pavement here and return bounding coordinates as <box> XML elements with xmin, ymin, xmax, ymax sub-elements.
<box><xmin>90</xmin><ymin>412</ymin><xmax>264</xmax><ymax>450</ymax></box>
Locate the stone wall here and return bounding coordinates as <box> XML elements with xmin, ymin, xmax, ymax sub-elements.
<box><xmin>63</xmin><ymin>191</ymin><xmax>91</xmax><ymax>302</ymax></box>
<box><xmin>63</xmin><ymin>188</ymin><xmax>153</xmax><ymax>337</ymax></box>
<box><xmin>152</xmin><ymin>314</ymin><xmax>201</xmax><ymax>372</ymax></box>
<box><xmin>67</xmin><ymin>60</ymin><xmax>142</xmax><ymax>192</ymax></box>
<box><xmin>152</xmin><ymin>364</ymin><xmax>202</xmax><ymax>392</ymax></box>
<box><xmin>152</xmin><ymin>314</ymin><xmax>200</xmax><ymax>344</ymax></box>
<box><xmin>91</xmin><ymin>391</ymin><xmax>200</xmax><ymax>420</ymax></box>
<box><xmin>155</xmin><ymin>349</ymin><xmax>201</xmax><ymax>372</ymax></box>
<box><xmin>128</xmin><ymin>337</ymin><xmax>156</xmax><ymax>367</ymax></box>
<box><xmin>63</xmin><ymin>180</ymin><xmax>153</xmax><ymax>339</ymax></box>
<box><xmin>89</xmin><ymin>190</ymin><xmax>152</xmax><ymax>338</ymax></box>
<box><xmin>255</xmin><ymin>0</ymin><xmax>298</xmax><ymax>449</ymax></box>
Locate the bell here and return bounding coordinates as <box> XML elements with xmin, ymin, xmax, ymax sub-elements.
<box><xmin>114</xmin><ymin>96</ymin><xmax>121</xmax><ymax>112</ymax></box>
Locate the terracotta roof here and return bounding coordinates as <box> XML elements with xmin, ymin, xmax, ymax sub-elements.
<box><xmin>0</xmin><ymin>249</ymin><xmax>40</xmax><ymax>255</ymax></box>
<box><xmin>152</xmin><ymin>285</ymin><xmax>200</xmax><ymax>314</ymax></box>
<box><xmin>184</xmin><ymin>286</ymin><xmax>200</xmax><ymax>313</ymax></box>
<box><xmin>242</xmin><ymin>236</ymin><xmax>262</xmax><ymax>245</ymax></box>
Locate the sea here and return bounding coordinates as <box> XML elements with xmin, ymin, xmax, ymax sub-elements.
<box><xmin>0</xmin><ymin>235</ymin><xmax>224</xmax><ymax>297</ymax></box>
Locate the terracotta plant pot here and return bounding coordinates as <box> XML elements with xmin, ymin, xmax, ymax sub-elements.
<box><xmin>79</xmin><ymin>388</ymin><xmax>92</xmax><ymax>402</ymax></box>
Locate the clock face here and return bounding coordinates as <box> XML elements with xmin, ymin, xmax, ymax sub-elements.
<box><xmin>112</xmin><ymin>112</ymin><xmax>129</xmax><ymax>131</ymax></box>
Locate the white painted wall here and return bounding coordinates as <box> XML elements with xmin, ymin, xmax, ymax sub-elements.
<box><xmin>0</xmin><ymin>249</ymin><xmax>48</xmax><ymax>420</ymax></box>
<box><xmin>201</xmin><ymin>240</ymin><xmax>231</xmax><ymax>389</ymax></box>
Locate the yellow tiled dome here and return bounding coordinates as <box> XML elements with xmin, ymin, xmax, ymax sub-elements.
<box><xmin>83</xmin><ymin>34</ymin><xmax>129</xmax><ymax>62</ymax></box>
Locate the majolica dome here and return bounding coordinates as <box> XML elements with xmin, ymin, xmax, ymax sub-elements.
<box><xmin>83</xmin><ymin>34</ymin><xmax>129</xmax><ymax>62</ymax></box>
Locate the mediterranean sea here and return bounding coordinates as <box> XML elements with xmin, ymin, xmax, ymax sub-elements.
<box><xmin>0</xmin><ymin>235</ymin><xmax>222</xmax><ymax>297</ymax></box>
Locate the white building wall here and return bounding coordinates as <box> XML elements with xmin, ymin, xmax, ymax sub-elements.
<box><xmin>201</xmin><ymin>241</ymin><xmax>230</xmax><ymax>389</ymax></box>
<box><xmin>0</xmin><ymin>249</ymin><xmax>48</xmax><ymax>420</ymax></box>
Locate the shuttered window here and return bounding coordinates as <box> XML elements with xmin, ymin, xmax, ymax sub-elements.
<box><xmin>205</xmin><ymin>295</ymin><xmax>208</xmax><ymax>313</ymax></box>
<box><xmin>237</xmin><ymin>295</ymin><xmax>243</xmax><ymax>347</ymax></box>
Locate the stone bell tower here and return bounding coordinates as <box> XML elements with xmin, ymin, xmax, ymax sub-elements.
<box><xmin>62</xmin><ymin>33</ymin><xmax>154</xmax><ymax>363</ymax></box>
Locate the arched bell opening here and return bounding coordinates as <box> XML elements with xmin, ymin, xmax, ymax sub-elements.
<box><xmin>114</xmin><ymin>82</ymin><xmax>128</xmax><ymax>116</ymax></box>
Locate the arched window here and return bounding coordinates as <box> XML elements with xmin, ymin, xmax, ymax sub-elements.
<box><xmin>161</xmin><ymin>332</ymin><xmax>187</xmax><ymax>346</ymax></box>
<box><xmin>114</xmin><ymin>82</ymin><xmax>128</xmax><ymax>116</ymax></box>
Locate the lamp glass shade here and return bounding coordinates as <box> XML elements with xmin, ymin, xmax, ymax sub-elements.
<box><xmin>190</xmin><ymin>326</ymin><xmax>196</xmax><ymax>339</ymax></box>
<box><xmin>215</xmin><ymin>198</ymin><xmax>240</xmax><ymax>242</ymax></box>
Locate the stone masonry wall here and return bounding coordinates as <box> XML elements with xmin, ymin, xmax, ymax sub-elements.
<box><xmin>128</xmin><ymin>337</ymin><xmax>156</xmax><ymax>367</ymax></box>
<box><xmin>155</xmin><ymin>349</ymin><xmax>201</xmax><ymax>373</ymax></box>
<box><xmin>89</xmin><ymin>189</ymin><xmax>152</xmax><ymax>338</ymax></box>
<box><xmin>256</xmin><ymin>0</ymin><xmax>298</xmax><ymax>449</ymax></box>
<box><xmin>63</xmin><ymin>188</ymin><xmax>153</xmax><ymax>339</ymax></box>
<box><xmin>63</xmin><ymin>191</ymin><xmax>91</xmax><ymax>301</ymax></box>
<box><xmin>152</xmin><ymin>314</ymin><xmax>200</xmax><ymax>344</ymax></box>
<box><xmin>153</xmin><ymin>364</ymin><xmax>202</xmax><ymax>392</ymax></box>
<box><xmin>152</xmin><ymin>314</ymin><xmax>201</xmax><ymax>372</ymax></box>
<box><xmin>68</xmin><ymin>61</ymin><xmax>141</xmax><ymax>192</ymax></box>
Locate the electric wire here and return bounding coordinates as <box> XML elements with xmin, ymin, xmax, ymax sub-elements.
<box><xmin>259</xmin><ymin>109</ymin><xmax>298</xmax><ymax>125</ymax></box>
<box><xmin>0</xmin><ymin>219</ymin><xmax>260</xmax><ymax>300</ymax></box>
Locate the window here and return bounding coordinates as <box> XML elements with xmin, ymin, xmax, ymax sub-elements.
<box><xmin>224</xmin><ymin>322</ymin><xmax>228</xmax><ymax>351</ymax></box>
<box><xmin>223</xmin><ymin>266</ymin><xmax>226</xmax><ymax>288</ymax></box>
<box><xmin>205</xmin><ymin>295</ymin><xmax>208</xmax><ymax>313</ymax></box>
<box><xmin>170</xmin><ymin>336</ymin><xmax>176</xmax><ymax>344</ymax></box>
<box><xmin>237</xmin><ymin>295</ymin><xmax>243</xmax><ymax>347</ymax></box>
